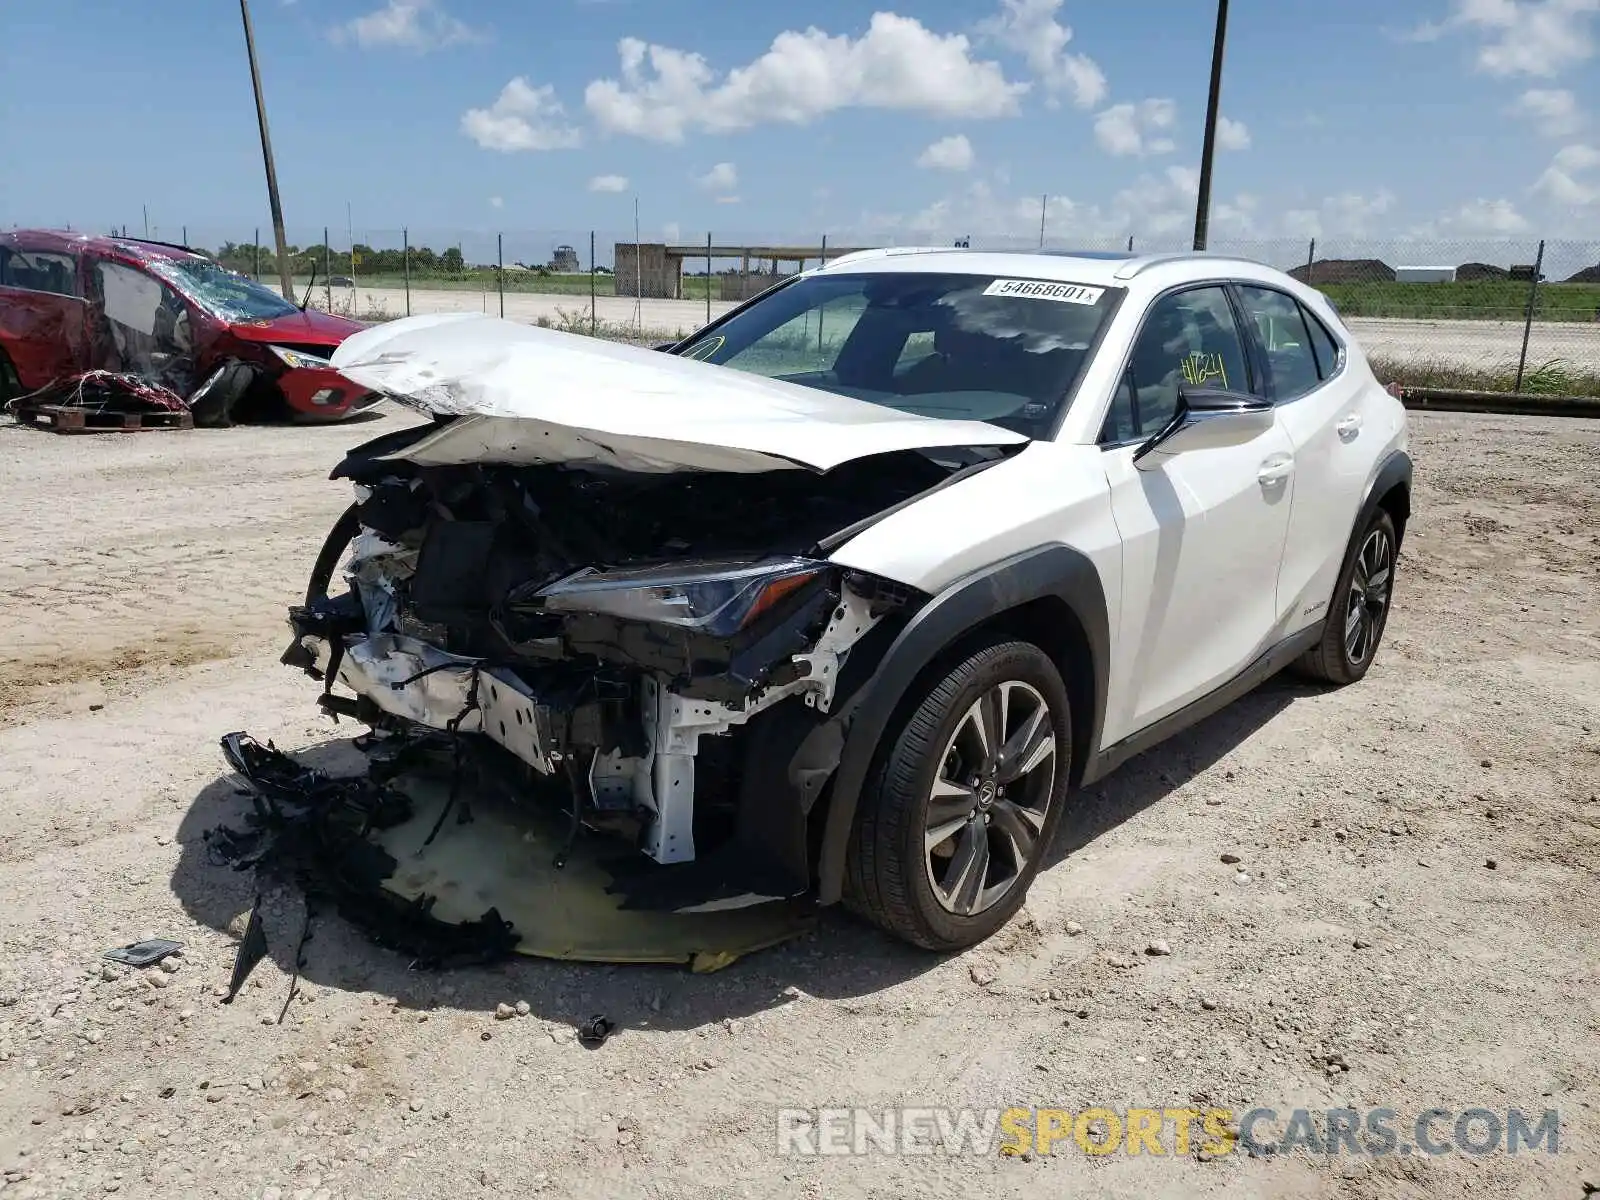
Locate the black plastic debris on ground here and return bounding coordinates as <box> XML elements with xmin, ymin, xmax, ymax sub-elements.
<box><xmin>103</xmin><ymin>938</ymin><xmax>184</xmax><ymax>968</ymax></box>
<box><xmin>578</xmin><ymin>1015</ymin><xmax>615</xmax><ymax>1048</ymax></box>
<box><xmin>207</xmin><ymin>732</ymin><xmax>519</xmax><ymax>971</ymax></box>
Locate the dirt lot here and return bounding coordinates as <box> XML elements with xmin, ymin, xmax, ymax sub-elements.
<box><xmin>0</xmin><ymin>406</ymin><xmax>1596</xmax><ymax>1199</ymax></box>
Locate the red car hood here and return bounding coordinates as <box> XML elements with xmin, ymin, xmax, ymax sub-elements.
<box><xmin>225</xmin><ymin>308</ymin><xmax>366</xmax><ymax>348</ymax></box>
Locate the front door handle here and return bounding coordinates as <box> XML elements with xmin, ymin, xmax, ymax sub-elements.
<box><xmin>1337</xmin><ymin>413</ymin><xmax>1363</xmax><ymax>439</ymax></box>
<box><xmin>1258</xmin><ymin>454</ymin><xmax>1293</xmax><ymax>487</ymax></box>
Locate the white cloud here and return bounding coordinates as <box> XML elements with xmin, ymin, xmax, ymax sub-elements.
<box><xmin>1212</xmin><ymin>192</ymin><xmax>1261</xmax><ymax>235</ymax></box>
<box><xmin>583</xmin><ymin>14</ymin><xmax>1026</xmax><ymax>142</ymax></box>
<box><xmin>1094</xmin><ymin>99</ymin><xmax>1177</xmax><ymax>157</ymax></box>
<box><xmin>333</xmin><ymin>0</ymin><xmax>480</xmax><ymax>50</ymax></box>
<box><xmin>1414</xmin><ymin>0</ymin><xmax>1600</xmax><ymax>78</ymax></box>
<box><xmin>1436</xmin><ymin>197</ymin><xmax>1532</xmax><ymax>232</ymax></box>
<box><xmin>858</xmin><ymin>168</ymin><xmax>1203</xmax><ymax>248</ymax></box>
<box><xmin>489</xmin><ymin>196</ymin><xmax>503</xmax><ymax>209</ymax></box>
<box><xmin>1534</xmin><ymin>141</ymin><xmax>1600</xmax><ymax>202</ymax></box>
<box><xmin>917</xmin><ymin>134</ymin><xmax>975</xmax><ymax>171</ymax></box>
<box><xmin>1512</xmin><ymin>87</ymin><xmax>1584</xmax><ymax>135</ymax></box>
<box><xmin>589</xmin><ymin>174</ymin><xmax>629</xmax><ymax>193</ymax></box>
<box><xmin>1283</xmin><ymin>190</ymin><xmax>1397</xmax><ymax>239</ymax></box>
<box><xmin>714</xmin><ymin>195</ymin><xmax>743</xmax><ymax>205</ymax></box>
<box><xmin>696</xmin><ymin>162</ymin><xmax>738</xmax><ymax>192</ymax></box>
<box><xmin>461</xmin><ymin>78</ymin><xmax>582</xmax><ymax>152</ymax></box>
<box><xmin>1165</xmin><ymin>165</ymin><xmax>1200</xmax><ymax>197</ymax></box>
<box><xmin>978</xmin><ymin>0</ymin><xmax>1107</xmax><ymax>109</ymax></box>
<box><xmin>1216</xmin><ymin>115</ymin><xmax>1252</xmax><ymax>151</ymax></box>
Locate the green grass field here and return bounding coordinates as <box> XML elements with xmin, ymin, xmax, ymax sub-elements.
<box><xmin>1318</xmin><ymin>280</ymin><xmax>1600</xmax><ymax>322</ymax></box>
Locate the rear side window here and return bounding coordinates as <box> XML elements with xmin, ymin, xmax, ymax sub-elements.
<box><xmin>0</xmin><ymin>247</ymin><xmax>79</xmax><ymax>297</ymax></box>
<box><xmin>1236</xmin><ymin>285</ymin><xmax>1320</xmax><ymax>401</ymax></box>
<box><xmin>1303</xmin><ymin>306</ymin><xmax>1343</xmax><ymax>379</ymax></box>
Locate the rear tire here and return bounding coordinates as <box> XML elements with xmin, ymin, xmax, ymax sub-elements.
<box><xmin>845</xmin><ymin>637</ymin><xmax>1071</xmax><ymax>951</ymax></box>
<box><xmin>1296</xmin><ymin>508</ymin><xmax>1398</xmax><ymax>685</ymax></box>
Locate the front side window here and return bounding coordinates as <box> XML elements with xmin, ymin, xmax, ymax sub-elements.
<box><xmin>96</xmin><ymin>261</ymin><xmax>195</xmax><ymax>372</ymax></box>
<box><xmin>1237</xmin><ymin>285</ymin><xmax>1320</xmax><ymax>401</ymax></box>
<box><xmin>145</xmin><ymin>255</ymin><xmax>300</xmax><ymax>322</ymax></box>
<box><xmin>677</xmin><ymin>272</ymin><xmax>1120</xmax><ymax>436</ymax></box>
<box><xmin>1102</xmin><ymin>285</ymin><xmax>1252</xmax><ymax>442</ymax></box>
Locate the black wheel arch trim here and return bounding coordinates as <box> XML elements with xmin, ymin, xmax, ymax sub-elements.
<box><xmin>1360</xmin><ymin>449</ymin><xmax>1412</xmax><ymax>549</ymax></box>
<box><xmin>815</xmin><ymin>544</ymin><xmax>1110</xmax><ymax>905</ymax></box>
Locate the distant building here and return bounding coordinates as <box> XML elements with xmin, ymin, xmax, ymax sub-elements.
<box><xmin>1394</xmin><ymin>266</ymin><xmax>1457</xmax><ymax>283</ymax></box>
<box><xmin>550</xmin><ymin>245</ymin><xmax>580</xmax><ymax>272</ymax></box>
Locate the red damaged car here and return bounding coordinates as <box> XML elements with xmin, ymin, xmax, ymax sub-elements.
<box><xmin>0</xmin><ymin>229</ymin><xmax>378</xmax><ymax>424</ymax></box>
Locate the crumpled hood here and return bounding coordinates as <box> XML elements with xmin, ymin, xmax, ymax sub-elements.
<box><xmin>329</xmin><ymin>313</ymin><xmax>1028</xmax><ymax>474</ymax></box>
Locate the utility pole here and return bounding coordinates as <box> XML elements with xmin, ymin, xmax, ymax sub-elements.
<box><xmin>240</xmin><ymin>0</ymin><xmax>295</xmax><ymax>300</ymax></box>
<box><xmin>1192</xmin><ymin>0</ymin><xmax>1229</xmax><ymax>252</ymax></box>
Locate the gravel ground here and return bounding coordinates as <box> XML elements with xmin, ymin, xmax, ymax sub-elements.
<box><xmin>0</xmin><ymin>406</ymin><xmax>1597</xmax><ymax>1199</ymax></box>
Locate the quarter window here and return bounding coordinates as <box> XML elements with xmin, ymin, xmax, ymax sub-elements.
<box><xmin>1103</xmin><ymin>285</ymin><xmax>1252</xmax><ymax>442</ymax></box>
<box><xmin>1237</xmin><ymin>285</ymin><xmax>1321</xmax><ymax>401</ymax></box>
<box><xmin>1303</xmin><ymin>306</ymin><xmax>1343</xmax><ymax>379</ymax></box>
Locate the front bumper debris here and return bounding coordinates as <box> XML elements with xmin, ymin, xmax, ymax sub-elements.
<box><xmin>211</xmin><ymin>732</ymin><xmax>815</xmax><ymax>972</ymax></box>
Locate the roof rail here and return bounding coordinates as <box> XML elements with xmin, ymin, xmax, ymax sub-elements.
<box><xmin>1110</xmin><ymin>250</ymin><xmax>1270</xmax><ymax>279</ymax></box>
<box><xmin>818</xmin><ymin>245</ymin><xmax>960</xmax><ymax>270</ymax></box>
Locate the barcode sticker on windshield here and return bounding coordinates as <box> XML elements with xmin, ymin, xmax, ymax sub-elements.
<box><xmin>982</xmin><ymin>279</ymin><xmax>1105</xmax><ymax>305</ymax></box>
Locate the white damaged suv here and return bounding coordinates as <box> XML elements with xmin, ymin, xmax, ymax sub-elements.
<box><xmin>282</xmin><ymin>248</ymin><xmax>1411</xmax><ymax>951</ymax></box>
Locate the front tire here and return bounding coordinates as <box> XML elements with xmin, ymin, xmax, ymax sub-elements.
<box><xmin>846</xmin><ymin>637</ymin><xmax>1071</xmax><ymax>951</ymax></box>
<box><xmin>1296</xmin><ymin>508</ymin><xmax>1398</xmax><ymax>685</ymax></box>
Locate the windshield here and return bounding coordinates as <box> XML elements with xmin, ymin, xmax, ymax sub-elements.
<box><xmin>147</xmin><ymin>256</ymin><xmax>300</xmax><ymax>322</ymax></box>
<box><xmin>676</xmin><ymin>271</ymin><xmax>1119</xmax><ymax>436</ymax></box>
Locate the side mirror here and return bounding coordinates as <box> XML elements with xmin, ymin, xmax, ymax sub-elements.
<box><xmin>1133</xmin><ymin>386</ymin><xmax>1274</xmax><ymax>468</ymax></box>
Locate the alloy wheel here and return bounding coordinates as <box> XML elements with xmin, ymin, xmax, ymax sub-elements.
<box><xmin>924</xmin><ymin>680</ymin><xmax>1058</xmax><ymax>916</ymax></box>
<box><xmin>1344</xmin><ymin>526</ymin><xmax>1393</xmax><ymax>666</ymax></box>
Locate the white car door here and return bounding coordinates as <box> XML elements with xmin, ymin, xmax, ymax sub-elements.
<box><xmin>1233</xmin><ymin>284</ymin><xmax>1376</xmax><ymax>632</ymax></box>
<box><xmin>1097</xmin><ymin>284</ymin><xmax>1296</xmax><ymax>745</ymax></box>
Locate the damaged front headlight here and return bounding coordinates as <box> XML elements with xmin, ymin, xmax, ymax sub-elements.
<box><xmin>270</xmin><ymin>345</ymin><xmax>334</xmax><ymax>370</ymax></box>
<box><xmin>534</xmin><ymin>557</ymin><xmax>826</xmax><ymax>638</ymax></box>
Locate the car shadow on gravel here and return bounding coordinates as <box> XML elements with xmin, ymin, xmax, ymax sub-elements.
<box><xmin>1045</xmin><ymin>674</ymin><xmax>1312</xmax><ymax>869</ymax></box>
<box><xmin>167</xmin><ymin>678</ymin><xmax>1309</xmax><ymax>1035</ymax></box>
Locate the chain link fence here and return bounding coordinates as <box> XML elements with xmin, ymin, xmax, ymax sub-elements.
<box><xmin>115</xmin><ymin>222</ymin><xmax>1600</xmax><ymax>392</ymax></box>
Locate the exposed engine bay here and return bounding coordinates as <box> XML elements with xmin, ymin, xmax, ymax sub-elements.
<box><xmin>281</xmin><ymin>420</ymin><xmax>1014</xmax><ymax>908</ymax></box>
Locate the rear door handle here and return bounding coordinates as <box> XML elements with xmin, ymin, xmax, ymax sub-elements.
<box><xmin>1258</xmin><ymin>454</ymin><xmax>1293</xmax><ymax>487</ymax></box>
<box><xmin>1337</xmin><ymin>413</ymin><xmax>1363</xmax><ymax>438</ymax></box>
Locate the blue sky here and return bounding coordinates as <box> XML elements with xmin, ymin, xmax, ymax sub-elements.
<box><xmin>4</xmin><ymin>0</ymin><xmax>1599</xmax><ymax>257</ymax></box>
